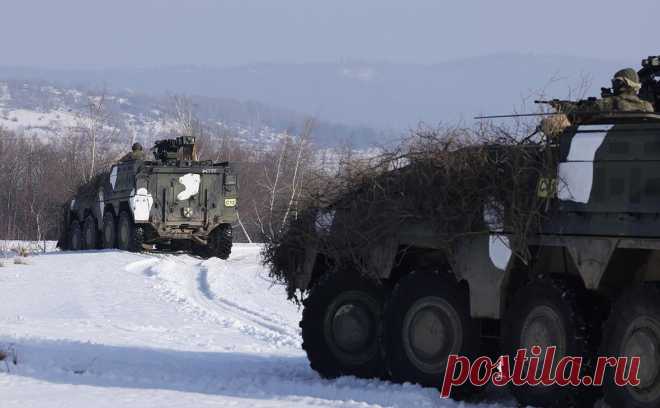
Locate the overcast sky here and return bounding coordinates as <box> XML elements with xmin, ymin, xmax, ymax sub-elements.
<box><xmin>2</xmin><ymin>0</ymin><xmax>659</xmax><ymax>68</ymax></box>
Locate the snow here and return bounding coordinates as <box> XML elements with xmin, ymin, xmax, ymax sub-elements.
<box><xmin>341</xmin><ymin>66</ymin><xmax>377</xmax><ymax>81</ymax></box>
<box><xmin>0</xmin><ymin>240</ymin><xmax>56</xmax><ymax>257</ymax></box>
<box><xmin>0</xmin><ymin>82</ymin><xmax>11</xmax><ymax>105</ymax></box>
<box><xmin>0</xmin><ymin>244</ymin><xmax>512</xmax><ymax>407</ymax></box>
<box><xmin>0</xmin><ymin>109</ymin><xmax>79</xmax><ymax>133</ymax></box>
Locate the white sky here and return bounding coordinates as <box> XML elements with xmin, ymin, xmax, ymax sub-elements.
<box><xmin>1</xmin><ymin>0</ymin><xmax>659</xmax><ymax>67</ymax></box>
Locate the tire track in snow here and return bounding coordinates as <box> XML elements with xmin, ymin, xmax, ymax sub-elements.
<box><xmin>197</xmin><ymin>265</ymin><xmax>300</xmax><ymax>344</ymax></box>
<box><xmin>139</xmin><ymin>255</ymin><xmax>300</xmax><ymax>349</ymax></box>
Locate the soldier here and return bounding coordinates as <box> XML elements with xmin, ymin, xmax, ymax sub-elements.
<box><xmin>554</xmin><ymin>68</ymin><xmax>654</xmax><ymax>114</ymax></box>
<box><xmin>120</xmin><ymin>142</ymin><xmax>145</xmax><ymax>162</ymax></box>
<box><xmin>539</xmin><ymin>68</ymin><xmax>655</xmax><ymax>136</ymax></box>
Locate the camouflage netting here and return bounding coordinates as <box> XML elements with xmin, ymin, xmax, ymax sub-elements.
<box><xmin>263</xmin><ymin>125</ymin><xmax>555</xmax><ymax>301</ymax></box>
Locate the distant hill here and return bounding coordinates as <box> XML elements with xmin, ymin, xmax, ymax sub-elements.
<box><xmin>0</xmin><ymin>79</ymin><xmax>387</xmax><ymax>148</ymax></box>
<box><xmin>0</xmin><ymin>53</ymin><xmax>631</xmax><ymax>131</ymax></box>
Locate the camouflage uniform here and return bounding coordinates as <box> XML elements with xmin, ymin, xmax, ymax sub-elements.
<box><xmin>556</xmin><ymin>68</ymin><xmax>654</xmax><ymax>114</ymax></box>
<box><xmin>120</xmin><ymin>142</ymin><xmax>145</xmax><ymax>162</ymax></box>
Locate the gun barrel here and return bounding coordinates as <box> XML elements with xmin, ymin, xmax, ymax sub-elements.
<box><xmin>474</xmin><ymin>112</ymin><xmax>564</xmax><ymax>120</ymax></box>
<box><xmin>534</xmin><ymin>100</ymin><xmax>558</xmax><ymax>104</ymax></box>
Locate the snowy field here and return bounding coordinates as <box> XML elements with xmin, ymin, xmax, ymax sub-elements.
<box><xmin>0</xmin><ymin>244</ymin><xmax>513</xmax><ymax>408</ymax></box>
<box><xmin>1</xmin><ymin>240</ymin><xmax>57</xmax><ymax>257</ymax></box>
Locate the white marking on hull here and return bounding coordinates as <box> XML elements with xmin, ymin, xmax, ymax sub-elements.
<box><xmin>575</xmin><ymin>124</ymin><xmax>616</xmax><ymax>132</ymax></box>
<box><xmin>489</xmin><ymin>235</ymin><xmax>512</xmax><ymax>270</ymax></box>
<box><xmin>314</xmin><ymin>210</ymin><xmax>336</xmax><ymax>233</ymax></box>
<box><xmin>177</xmin><ymin>173</ymin><xmax>201</xmax><ymax>201</ymax></box>
<box><xmin>558</xmin><ymin>125</ymin><xmax>613</xmax><ymax>203</ymax></box>
<box><xmin>483</xmin><ymin>198</ymin><xmax>504</xmax><ymax>231</ymax></box>
<box><xmin>566</xmin><ymin>129</ymin><xmax>611</xmax><ymax>161</ymax></box>
<box><xmin>110</xmin><ymin>166</ymin><xmax>118</xmax><ymax>190</ymax></box>
<box><xmin>558</xmin><ymin>162</ymin><xmax>594</xmax><ymax>204</ymax></box>
<box><xmin>130</xmin><ymin>188</ymin><xmax>153</xmax><ymax>222</ymax></box>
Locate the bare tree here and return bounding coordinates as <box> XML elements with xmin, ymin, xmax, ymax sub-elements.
<box><xmin>253</xmin><ymin>118</ymin><xmax>316</xmax><ymax>239</ymax></box>
<box><xmin>73</xmin><ymin>90</ymin><xmax>120</xmax><ymax>182</ymax></box>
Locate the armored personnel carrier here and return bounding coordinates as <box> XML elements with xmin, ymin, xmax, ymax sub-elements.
<box><xmin>273</xmin><ymin>57</ymin><xmax>660</xmax><ymax>408</ymax></box>
<box><xmin>60</xmin><ymin>136</ymin><xmax>238</xmax><ymax>259</ymax></box>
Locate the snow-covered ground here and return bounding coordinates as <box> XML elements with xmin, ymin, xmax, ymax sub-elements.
<box><xmin>1</xmin><ymin>240</ymin><xmax>57</xmax><ymax>257</ymax></box>
<box><xmin>0</xmin><ymin>244</ymin><xmax>512</xmax><ymax>407</ymax></box>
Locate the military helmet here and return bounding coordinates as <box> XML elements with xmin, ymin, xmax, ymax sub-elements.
<box><xmin>612</xmin><ymin>68</ymin><xmax>642</xmax><ymax>91</ymax></box>
<box><xmin>132</xmin><ymin>142</ymin><xmax>143</xmax><ymax>152</ymax></box>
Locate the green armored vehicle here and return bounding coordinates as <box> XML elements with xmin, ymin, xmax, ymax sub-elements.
<box><xmin>273</xmin><ymin>57</ymin><xmax>660</xmax><ymax>408</ymax></box>
<box><xmin>60</xmin><ymin>136</ymin><xmax>238</xmax><ymax>259</ymax></box>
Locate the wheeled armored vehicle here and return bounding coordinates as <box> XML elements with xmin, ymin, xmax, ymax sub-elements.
<box><xmin>59</xmin><ymin>136</ymin><xmax>238</xmax><ymax>259</ymax></box>
<box><xmin>280</xmin><ymin>57</ymin><xmax>660</xmax><ymax>408</ymax></box>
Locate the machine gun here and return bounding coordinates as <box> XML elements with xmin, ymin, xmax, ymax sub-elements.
<box><xmin>474</xmin><ymin>100</ymin><xmax>583</xmax><ymax>119</ymax></box>
<box><xmin>476</xmin><ymin>56</ymin><xmax>660</xmax><ymax>120</ymax></box>
<box><xmin>152</xmin><ymin>136</ymin><xmax>197</xmax><ymax>163</ymax></box>
<box><xmin>638</xmin><ymin>55</ymin><xmax>660</xmax><ymax>112</ymax></box>
<box><xmin>534</xmin><ymin>98</ymin><xmax>599</xmax><ymax>112</ymax></box>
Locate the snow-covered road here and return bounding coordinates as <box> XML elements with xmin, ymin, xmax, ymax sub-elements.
<box><xmin>0</xmin><ymin>245</ymin><xmax>511</xmax><ymax>407</ymax></box>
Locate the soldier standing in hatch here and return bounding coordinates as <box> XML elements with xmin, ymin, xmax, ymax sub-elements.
<box><xmin>554</xmin><ymin>68</ymin><xmax>655</xmax><ymax>114</ymax></box>
<box><xmin>540</xmin><ymin>68</ymin><xmax>655</xmax><ymax>136</ymax></box>
<box><xmin>120</xmin><ymin>142</ymin><xmax>145</xmax><ymax>162</ymax></box>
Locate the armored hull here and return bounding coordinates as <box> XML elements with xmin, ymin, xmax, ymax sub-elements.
<box><xmin>275</xmin><ymin>113</ymin><xmax>660</xmax><ymax>407</ymax></box>
<box><xmin>61</xmin><ymin>152</ymin><xmax>238</xmax><ymax>259</ymax></box>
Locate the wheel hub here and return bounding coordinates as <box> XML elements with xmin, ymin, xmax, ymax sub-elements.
<box><xmin>410</xmin><ymin>307</ymin><xmax>447</xmax><ymax>358</ymax></box>
<box><xmin>104</xmin><ymin>223</ymin><xmax>113</xmax><ymax>242</ymax></box>
<box><xmin>332</xmin><ymin>303</ymin><xmax>372</xmax><ymax>353</ymax></box>
<box><xmin>119</xmin><ymin>222</ymin><xmax>129</xmax><ymax>244</ymax></box>
<box><xmin>71</xmin><ymin>231</ymin><xmax>80</xmax><ymax>249</ymax></box>
<box><xmin>520</xmin><ymin>305</ymin><xmax>566</xmax><ymax>350</ymax></box>
<box><xmin>323</xmin><ymin>289</ymin><xmax>380</xmax><ymax>366</ymax></box>
<box><xmin>519</xmin><ymin>305</ymin><xmax>566</xmax><ymax>377</ymax></box>
<box><xmin>403</xmin><ymin>297</ymin><xmax>461</xmax><ymax>373</ymax></box>
<box><xmin>622</xmin><ymin>316</ymin><xmax>660</xmax><ymax>399</ymax></box>
<box><xmin>85</xmin><ymin>226</ymin><xmax>93</xmax><ymax>244</ymax></box>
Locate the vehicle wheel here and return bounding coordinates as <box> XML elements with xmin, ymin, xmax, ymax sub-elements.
<box><xmin>300</xmin><ymin>271</ymin><xmax>387</xmax><ymax>379</ymax></box>
<box><xmin>502</xmin><ymin>279</ymin><xmax>597</xmax><ymax>408</ymax></box>
<box><xmin>211</xmin><ymin>225</ymin><xmax>233</xmax><ymax>260</ymax></box>
<box><xmin>82</xmin><ymin>216</ymin><xmax>98</xmax><ymax>250</ymax></box>
<box><xmin>102</xmin><ymin>212</ymin><xmax>117</xmax><ymax>249</ymax></box>
<box><xmin>69</xmin><ymin>220</ymin><xmax>82</xmax><ymax>251</ymax></box>
<box><xmin>383</xmin><ymin>270</ymin><xmax>479</xmax><ymax>397</ymax></box>
<box><xmin>117</xmin><ymin>211</ymin><xmax>144</xmax><ymax>252</ymax></box>
<box><xmin>194</xmin><ymin>225</ymin><xmax>233</xmax><ymax>259</ymax></box>
<box><xmin>601</xmin><ymin>285</ymin><xmax>660</xmax><ymax>408</ymax></box>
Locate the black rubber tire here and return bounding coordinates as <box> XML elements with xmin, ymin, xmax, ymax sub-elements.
<box><xmin>192</xmin><ymin>243</ymin><xmax>212</xmax><ymax>259</ymax></box>
<box><xmin>82</xmin><ymin>216</ymin><xmax>98</xmax><ymax>250</ymax></box>
<box><xmin>212</xmin><ymin>225</ymin><xmax>233</xmax><ymax>260</ymax></box>
<box><xmin>117</xmin><ymin>211</ymin><xmax>143</xmax><ymax>252</ymax></box>
<box><xmin>502</xmin><ymin>279</ymin><xmax>598</xmax><ymax>408</ymax></box>
<box><xmin>194</xmin><ymin>225</ymin><xmax>233</xmax><ymax>260</ymax></box>
<box><xmin>383</xmin><ymin>270</ymin><xmax>479</xmax><ymax>398</ymax></box>
<box><xmin>102</xmin><ymin>212</ymin><xmax>117</xmax><ymax>249</ymax></box>
<box><xmin>300</xmin><ymin>271</ymin><xmax>387</xmax><ymax>379</ymax></box>
<box><xmin>69</xmin><ymin>220</ymin><xmax>82</xmax><ymax>251</ymax></box>
<box><xmin>601</xmin><ymin>285</ymin><xmax>660</xmax><ymax>408</ymax></box>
